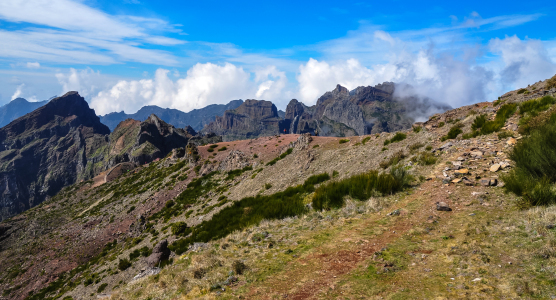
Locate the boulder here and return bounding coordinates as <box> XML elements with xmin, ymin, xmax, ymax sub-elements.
<box><xmin>490</xmin><ymin>164</ymin><xmax>501</xmax><ymax>172</ymax></box>
<box><xmin>507</xmin><ymin>138</ymin><xmax>517</xmax><ymax>146</ymax></box>
<box><xmin>436</xmin><ymin>202</ymin><xmax>452</xmax><ymax>211</ymax></box>
<box><xmin>146</xmin><ymin>240</ymin><xmax>170</xmax><ymax>267</ymax></box>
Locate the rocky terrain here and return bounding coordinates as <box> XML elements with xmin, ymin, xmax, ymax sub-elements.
<box><xmin>100</xmin><ymin>100</ymin><xmax>243</xmax><ymax>132</ymax></box>
<box><xmin>201</xmin><ymin>100</ymin><xmax>283</xmax><ymax>141</ymax></box>
<box><xmin>1</xmin><ymin>75</ymin><xmax>556</xmax><ymax>300</ymax></box>
<box><xmin>0</xmin><ymin>92</ymin><xmax>109</xmax><ymax>221</ymax></box>
<box><xmin>203</xmin><ymin>83</ymin><xmax>451</xmax><ymax>141</ymax></box>
<box><xmin>0</xmin><ymin>98</ymin><xmax>49</xmax><ymax>128</ymax></box>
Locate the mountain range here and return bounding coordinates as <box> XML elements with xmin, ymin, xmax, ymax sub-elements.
<box><xmin>0</xmin><ymin>98</ymin><xmax>48</xmax><ymax>128</ymax></box>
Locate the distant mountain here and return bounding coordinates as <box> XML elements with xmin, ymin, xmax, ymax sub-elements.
<box><xmin>0</xmin><ymin>92</ymin><xmax>109</xmax><ymax>221</ymax></box>
<box><xmin>201</xmin><ymin>99</ymin><xmax>283</xmax><ymax>141</ymax></box>
<box><xmin>99</xmin><ymin>100</ymin><xmax>244</xmax><ymax>131</ymax></box>
<box><xmin>0</xmin><ymin>98</ymin><xmax>49</xmax><ymax>128</ymax></box>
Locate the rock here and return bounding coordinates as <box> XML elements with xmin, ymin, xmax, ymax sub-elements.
<box><xmin>490</xmin><ymin>164</ymin><xmax>501</xmax><ymax>172</ymax></box>
<box><xmin>387</xmin><ymin>209</ymin><xmax>401</xmax><ymax>216</ymax></box>
<box><xmin>439</xmin><ymin>142</ymin><xmax>453</xmax><ymax>150</ymax></box>
<box><xmin>479</xmin><ymin>179</ymin><xmax>489</xmax><ymax>186</ymax></box>
<box><xmin>218</xmin><ymin>150</ymin><xmax>251</xmax><ymax>172</ymax></box>
<box><xmin>462</xmin><ymin>178</ymin><xmax>475</xmax><ymax>186</ymax></box>
<box><xmin>451</xmin><ymin>178</ymin><xmax>462</xmax><ymax>183</ymax></box>
<box><xmin>470</xmin><ymin>151</ymin><xmax>483</xmax><ymax>157</ymax></box>
<box><xmin>452</xmin><ymin>161</ymin><xmax>462</xmax><ymax>166</ymax></box>
<box><xmin>489</xmin><ymin>178</ymin><xmax>498</xmax><ymax>186</ymax></box>
<box><xmin>436</xmin><ymin>202</ymin><xmax>452</xmax><ymax>211</ymax></box>
<box><xmin>455</xmin><ymin>169</ymin><xmax>469</xmax><ymax>175</ymax></box>
<box><xmin>146</xmin><ymin>240</ymin><xmax>171</xmax><ymax>267</ymax></box>
<box><xmin>507</xmin><ymin>137</ymin><xmax>517</xmax><ymax>145</ymax></box>
<box><xmin>132</xmin><ymin>267</ymin><xmax>161</xmax><ymax>281</ymax></box>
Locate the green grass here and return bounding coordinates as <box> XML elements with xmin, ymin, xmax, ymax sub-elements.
<box><xmin>362</xmin><ymin>137</ymin><xmax>371</xmax><ymax>145</ymax></box>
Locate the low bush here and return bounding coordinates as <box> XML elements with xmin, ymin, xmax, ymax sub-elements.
<box><xmin>362</xmin><ymin>136</ymin><xmax>371</xmax><ymax>145</ymax></box>
<box><xmin>441</xmin><ymin>124</ymin><xmax>463</xmax><ymax>141</ymax></box>
<box><xmin>384</xmin><ymin>132</ymin><xmax>406</xmax><ymax>146</ymax></box>
<box><xmin>118</xmin><ymin>258</ymin><xmax>131</xmax><ymax>271</ymax></box>
<box><xmin>312</xmin><ymin>165</ymin><xmax>412</xmax><ymax>210</ymax></box>
<box><xmin>97</xmin><ymin>283</ymin><xmax>108</xmax><ymax>293</ymax></box>
<box><xmin>517</xmin><ymin>88</ymin><xmax>528</xmax><ymax>94</ymax></box>
<box><xmin>413</xmin><ymin>126</ymin><xmax>422</xmax><ymax>133</ymax></box>
<box><xmin>502</xmin><ymin>120</ymin><xmax>556</xmax><ymax>208</ymax></box>
<box><xmin>171</xmin><ymin>221</ymin><xmax>189</xmax><ymax>236</ymax></box>
<box><xmin>414</xmin><ymin>151</ymin><xmax>437</xmax><ymax>166</ymax></box>
<box><xmin>339</xmin><ymin>139</ymin><xmax>350</xmax><ymax>144</ymax></box>
<box><xmin>438</xmin><ymin>122</ymin><xmax>445</xmax><ymax>128</ymax></box>
<box><xmin>379</xmin><ymin>150</ymin><xmax>406</xmax><ymax>169</ymax></box>
<box><xmin>409</xmin><ymin>142</ymin><xmax>424</xmax><ymax>153</ymax></box>
<box><xmin>218</xmin><ymin>146</ymin><xmax>227</xmax><ymax>152</ymax></box>
<box><xmin>547</xmin><ymin>74</ymin><xmax>556</xmax><ymax>90</ymax></box>
<box><xmin>225</xmin><ymin>165</ymin><xmax>253</xmax><ymax>181</ymax></box>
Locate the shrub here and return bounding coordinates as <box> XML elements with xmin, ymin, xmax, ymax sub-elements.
<box><xmin>207</xmin><ymin>148</ymin><xmax>214</xmax><ymax>152</ymax></box>
<box><xmin>547</xmin><ymin>74</ymin><xmax>556</xmax><ymax>90</ymax></box>
<box><xmin>264</xmin><ymin>183</ymin><xmax>272</xmax><ymax>190</ymax></box>
<box><xmin>384</xmin><ymin>132</ymin><xmax>406</xmax><ymax>145</ymax></box>
<box><xmin>312</xmin><ymin>166</ymin><xmax>411</xmax><ymax>210</ymax></box>
<box><xmin>517</xmin><ymin>88</ymin><xmax>528</xmax><ymax>94</ymax></box>
<box><xmin>232</xmin><ymin>261</ymin><xmax>248</xmax><ymax>275</ymax></box>
<box><xmin>519</xmin><ymin>95</ymin><xmax>556</xmax><ymax>116</ymax></box>
<box><xmin>438</xmin><ymin>122</ymin><xmax>445</xmax><ymax>128</ymax></box>
<box><xmin>379</xmin><ymin>150</ymin><xmax>406</xmax><ymax>169</ymax></box>
<box><xmin>225</xmin><ymin>165</ymin><xmax>253</xmax><ymax>181</ymax></box>
<box><xmin>415</xmin><ymin>151</ymin><xmax>437</xmax><ymax>166</ymax></box>
<box><xmin>381</xmin><ymin>147</ymin><xmax>388</xmax><ymax>152</ymax></box>
<box><xmin>171</xmin><ymin>221</ymin><xmax>189</xmax><ymax>236</ymax></box>
<box><xmin>118</xmin><ymin>259</ymin><xmax>131</xmax><ymax>271</ymax></box>
<box><xmin>413</xmin><ymin>126</ymin><xmax>422</xmax><ymax>133</ymax></box>
<box><xmin>303</xmin><ymin>173</ymin><xmax>330</xmax><ymax>187</ymax></box>
<box><xmin>218</xmin><ymin>146</ymin><xmax>227</xmax><ymax>152</ymax></box>
<box><xmin>441</xmin><ymin>124</ymin><xmax>463</xmax><ymax>141</ymax></box>
<box><xmin>425</xmin><ymin>145</ymin><xmax>432</xmax><ymax>151</ymax></box>
<box><xmin>362</xmin><ymin>136</ymin><xmax>371</xmax><ymax>145</ymax></box>
<box><xmin>209</xmin><ymin>144</ymin><xmax>218</xmax><ymax>149</ymax></box>
<box><xmin>332</xmin><ymin>170</ymin><xmax>339</xmax><ymax>178</ymax></box>
<box><xmin>313</xmin><ymin>144</ymin><xmax>320</xmax><ymax>148</ymax></box>
<box><xmin>339</xmin><ymin>139</ymin><xmax>350</xmax><ymax>144</ymax></box>
<box><xmin>497</xmin><ymin>130</ymin><xmax>514</xmax><ymax>139</ymax></box>
<box><xmin>502</xmin><ymin>121</ymin><xmax>556</xmax><ymax>208</ymax></box>
<box><xmin>472</xmin><ymin>114</ymin><xmax>488</xmax><ymax>131</ymax></box>
<box><xmin>97</xmin><ymin>283</ymin><xmax>108</xmax><ymax>293</ymax></box>
<box><xmin>409</xmin><ymin>142</ymin><xmax>424</xmax><ymax>153</ymax></box>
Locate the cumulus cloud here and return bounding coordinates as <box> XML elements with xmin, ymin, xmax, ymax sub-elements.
<box><xmin>55</xmin><ymin>68</ymin><xmax>116</xmax><ymax>99</ymax></box>
<box><xmin>88</xmin><ymin>63</ymin><xmax>288</xmax><ymax>115</ymax></box>
<box><xmin>490</xmin><ymin>35</ymin><xmax>556</xmax><ymax>89</ymax></box>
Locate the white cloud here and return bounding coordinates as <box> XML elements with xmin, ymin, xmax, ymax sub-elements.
<box><xmin>55</xmin><ymin>68</ymin><xmax>117</xmax><ymax>99</ymax></box>
<box><xmin>11</xmin><ymin>83</ymin><xmax>24</xmax><ymax>100</ymax></box>
<box><xmin>0</xmin><ymin>0</ymin><xmax>185</xmax><ymax>65</ymax></box>
<box><xmin>89</xmin><ymin>63</ymin><xmax>289</xmax><ymax>115</ymax></box>
<box><xmin>26</xmin><ymin>62</ymin><xmax>40</xmax><ymax>69</ymax></box>
<box><xmin>489</xmin><ymin>35</ymin><xmax>556</xmax><ymax>89</ymax></box>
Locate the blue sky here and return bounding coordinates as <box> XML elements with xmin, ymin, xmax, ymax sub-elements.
<box><xmin>0</xmin><ymin>0</ymin><xmax>555</xmax><ymax>116</ymax></box>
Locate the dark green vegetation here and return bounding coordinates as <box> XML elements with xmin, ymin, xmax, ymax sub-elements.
<box><xmin>339</xmin><ymin>139</ymin><xmax>350</xmax><ymax>144</ymax></box>
<box><xmin>169</xmin><ymin>173</ymin><xmax>332</xmax><ymax>254</ymax></box>
<box><xmin>225</xmin><ymin>165</ymin><xmax>253</xmax><ymax>181</ymax></box>
<box><xmin>383</xmin><ymin>133</ymin><xmax>406</xmax><ymax>146</ymax></box>
<box><xmin>517</xmin><ymin>95</ymin><xmax>556</xmax><ymax>134</ymax></box>
<box><xmin>266</xmin><ymin>148</ymin><xmax>293</xmax><ymax>166</ymax></box>
<box><xmin>361</xmin><ymin>137</ymin><xmax>371</xmax><ymax>145</ymax></box>
<box><xmin>547</xmin><ymin>74</ymin><xmax>556</xmax><ymax>90</ymax></box>
<box><xmin>503</xmin><ymin>116</ymin><xmax>556</xmax><ymax>208</ymax></box>
<box><xmin>312</xmin><ymin>166</ymin><xmax>412</xmax><ymax>210</ymax></box>
<box><xmin>412</xmin><ymin>126</ymin><xmax>422</xmax><ymax>133</ymax></box>
<box><xmin>463</xmin><ymin>104</ymin><xmax>517</xmax><ymax>139</ymax></box>
<box><xmin>413</xmin><ymin>152</ymin><xmax>437</xmax><ymax>166</ymax></box>
<box><xmin>440</xmin><ymin>123</ymin><xmax>463</xmax><ymax>141</ymax></box>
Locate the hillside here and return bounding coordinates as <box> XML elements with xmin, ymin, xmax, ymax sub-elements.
<box><xmin>1</xmin><ymin>75</ymin><xmax>556</xmax><ymax>300</ymax></box>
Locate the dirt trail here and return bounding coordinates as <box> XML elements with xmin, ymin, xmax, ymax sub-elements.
<box><xmin>243</xmin><ymin>178</ymin><xmax>482</xmax><ymax>299</ymax></box>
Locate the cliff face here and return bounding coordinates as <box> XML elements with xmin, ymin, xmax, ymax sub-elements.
<box><xmin>0</xmin><ymin>92</ymin><xmax>110</xmax><ymax>221</ymax></box>
<box><xmin>282</xmin><ymin>83</ymin><xmax>451</xmax><ymax>137</ymax></box>
<box><xmin>202</xmin><ymin>100</ymin><xmax>282</xmax><ymax>141</ymax></box>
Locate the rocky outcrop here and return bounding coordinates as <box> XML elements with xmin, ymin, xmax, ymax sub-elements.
<box><xmin>282</xmin><ymin>83</ymin><xmax>450</xmax><ymax>137</ymax></box>
<box><xmin>0</xmin><ymin>92</ymin><xmax>110</xmax><ymax>221</ymax></box>
<box><xmin>218</xmin><ymin>150</ymin><xmax>251</xmax><ymax>172</ymax></box>
<box><xmin>147</xmin><ymin>240</ymin><xmax>171</xmax><ymax>267</ymax></box>
<box><xmin>202</xmin><ymin>100</ymin><xmax>282</xmax><ymax>141</ymax></box>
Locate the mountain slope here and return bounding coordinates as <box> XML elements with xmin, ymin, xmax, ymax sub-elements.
<box><xmin>0</xmin><ymin>98</ymin><xmax>49</xmax><ymax>128</ymax></box>
<box><xmin>0</xmin><ymin>91</ymin><xmax>109</xmax><ymax>221</ymax></box>
<box><xmin>99</xmin><ymin>100</ymin><xmax>244</xmax><ymax>131</ymax></box>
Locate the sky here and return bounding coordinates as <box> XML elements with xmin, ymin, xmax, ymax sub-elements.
<box><xmin>0</xmin><ymin>0</ymin><xmax>555</xmax><ymax>116</ymax></box>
